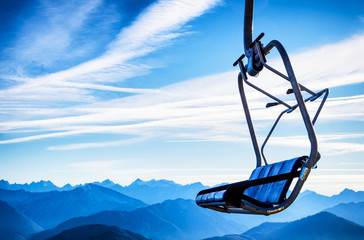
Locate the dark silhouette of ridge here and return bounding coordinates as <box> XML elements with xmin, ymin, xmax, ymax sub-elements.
<box><xmin>47</xmin><ymin>224</ymin><xmax>150</xmax><ymax>240</ymax></box>
<box><xmin>0</xmin><ymin>184</ymin><xmax>146</xmax><ymax>229</ymax></box>
<box><xmin>209</xmin><ymin>211</ymin><xmax>364</xmax><ymax>240</ymax></box>
<box><xmin>223</xmin><ymin>188</ymin><xmax>364</xmax><ymax>228</ymax></box>
<box><xmin>0</xmin><ymin>200</ymin><xmax>42</xmax><ymax>240</ymax></box>
<box><xmin>33</xmin><ymin>199</ymin><xmax>246</xmax><ymax>240</ymax></box>
<box><xmin>258</xmin><ymin>211</ymin><xmax>364</xmax><ymax>240</ymax></box>
<box><xmin>325</xmin><ymin>201</ymin><xmax>364</xmax><ymax>226</ymax></box>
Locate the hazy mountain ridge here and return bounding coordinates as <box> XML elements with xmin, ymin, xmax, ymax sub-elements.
<box><xmin>294</xmin><ymin>188</ymin><xmax>364</xmax><ymax>212</ymax></box>
<box><xmin>244</xmin><ymin>211</ymin><xmax>364</xmax><ymax>240</ymax></box>
<box><xmin>225</xmin><ymin>188</ymin><xmax>364</xmax><ymax>228</ymax></box>
<box><xmin>0</xmin><ymin>184</ymin><xmax>147</xmax><ymax>229</ymax></box>
<box><xmin>325</xmin><ymin>201</ymin><xmax>364</xmax><ymax>226</ymax></box>
<box><xmin>0</xmin><ymin>180</ymin><xmax>74</xmax><ymax>192</ymax></box>
<box><xmin>105</xmin><ymin>178</ymin><xmax>206</xmax><ymax>204</ymax></box>
<box><xmin>47</xmin><ymin>224</ymin><xmax>150</xmax><ymax>240</ymax></box>
<box><xmin>33</xmin><ymin>199</ymin><xmax>246</xmax><ymax>240</ymax></box>
<box><xmin>1</xmin><ymin>179</ymin><xmax>363</xmax><ymax>239</ymax></box>
<box><xmin>0</xmin><ymin>200</ymin><xmax>42</xmax><ymax>240</ymax></box>
<box><xmin>0</xmin><ymin>178</ymin><xmax>206</xmax><ymax>204</ymax></box>
<box><xmin>205</xmin><ymin>212</ymin><xmax>364</xmax><ymax>240</ymax></box>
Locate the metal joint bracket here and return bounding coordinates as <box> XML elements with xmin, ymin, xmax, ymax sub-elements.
<box><xmin>299</xmin><ymin>166</ymin><xmax>311</xmax><ymax>182</ymax></box>
<box><xmin>246</xmin><ymin>36</ymin><xmax>265</xmax><ymax>77</ymax></box>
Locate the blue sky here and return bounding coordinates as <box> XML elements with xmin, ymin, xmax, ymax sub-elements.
<box><xmin>1</xmin><ymin>0</ymin><xmax>364</xmax><ymax>195</ymax></box>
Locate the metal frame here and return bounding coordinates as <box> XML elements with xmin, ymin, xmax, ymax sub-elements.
<box><xmin>239</xmin><ymin>0</ymin><xmax>329</xmax><ymax>171</ymax></box>
<box><xmin>238</xmin><ymin>40</ymin><xmax>329</xmax><ymax>168</ymax></box>
<box><xmin>196</xmin><ymin>0</ymin><xmax>329</xmax><ymax>215</ymax></box>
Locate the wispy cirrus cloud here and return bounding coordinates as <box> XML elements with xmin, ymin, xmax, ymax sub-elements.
<box><xmin>4</xmin><ymin>0</ymin><xmax>105</xmax><ymax>74</ymax></box>
<box><xmin>1</xmin><ymin>16</ymin><xmax>364</xmax><ymax>155</ymax></box>
<box><xmin>266</xmin><ymin>134</ymin><xmax>364</xmax><ymax>156</ymax></box>
<box><xmin>48</xmin><ymin>136</ymin><xmax>146</xmax><ymax>151</ymax></box>
<box><xmin>0</xmin><ymin>0</ymin><xmax>222</xmax><ymax>106</ymax></box>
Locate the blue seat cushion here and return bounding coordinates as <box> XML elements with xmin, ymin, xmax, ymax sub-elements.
<box><xmin>195</xmin><ymin>156</ymin><xmax>306</xmax><ymax>207</ymax></box>
<box><xmin>243</xmin><ymin>156</ymin><xmax>306</xmax><ymax>204</ymax></box>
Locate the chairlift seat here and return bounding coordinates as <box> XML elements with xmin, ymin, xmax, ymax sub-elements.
<box><xmin>195</xmin><ymin>0</ymin><xmax>328</xmax><ymax>215</ymax></box>
<box><xmin>196</xmin><ymin>156</ymin><xmax>307</xmax><ymax>210</ymax></box>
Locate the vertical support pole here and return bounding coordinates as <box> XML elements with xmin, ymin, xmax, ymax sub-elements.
<box><xmin>244</xmin><ymin>0</ymin><xmax>254</xmax><ymax>56</ymax></box>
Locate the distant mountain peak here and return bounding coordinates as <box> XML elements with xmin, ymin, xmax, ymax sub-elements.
<box><xmin>341</xmin><ymin>188</ymin><xmax>355</xmax><ymax>194</ymax></box>
<box><xmin>36</xmin><ymin>180</ymin><xmax>54</xmax><ymax>186</ymax></box>
<box><xmin>101</xmin><ymin>179</ymin><xmax>114</xmax><ymax>185</ymax></box>
<box><xmin>131</xmin><ymin>178</ymin><xmax>177</xmax><ymax>187</ymax></box>
<box><xmin>310</xmin><ymin>211</ymin><xmax>335</xmax><ymax>218</ymax></box>
<box><xmin>188</xmin><ymin>182</ymin><xmax>205</xmax><ymax>187</ymax></box>
<box><xmin>331</xmin><ymin>188</ymin><xmax>361</xmax><ymax>198</ymax></box>
<box><xmin>133</xmin><ymin>178</ymin><xmax>143</xmax><ymax>183</ymax></box>
<box><xmin>79</xmin><ymin>183</ymin><xmax>98</xmax><ymax>190</ymax></box>
<box><xmin>302</xmin><ymin>189</ymin><xmax>316</xmax><ymax>194</ymax></box>
<box><xmin>72</xmin><ymin>183</ymin><xmax>98</xmax><ymax>193</ymax></box>
<box><xmin>0</xmin><ymin>180</ymin><xmax>10</xmax><ymax>189</ymax></box>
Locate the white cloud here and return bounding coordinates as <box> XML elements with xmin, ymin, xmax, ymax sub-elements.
<box><xmin>0</xmin><ymin>0</ymin><xmax>221</xmax><ymax>105</ymax></box>
<box><xmin>264</xmin><ymin>134</ymin><xmax>364</xmax><ymax>155</ymax></box>
<box><xmin>1</xmin><ymin>14</ymin><xmax>364</xmax><ymax>156</ymax></box>
<box><xmin>48</xmin><ymin>136</ymin><xmax>146</xmax><ymax>150</ymax></box>
<box><xmin>8</xmin><ymin>0</ymin><xmax>103</xmax><ymax>69</ymax></box>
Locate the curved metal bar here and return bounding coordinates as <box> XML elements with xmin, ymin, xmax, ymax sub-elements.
<box><xmin>312</xmin><ymin>88</ymin><xmax>329</xmax><ymax>125</ymax></box>
<box><xmin>244</xmin><ymin>0</ymin><xmax>254</xmax><ymax>56</ymax></box>
<box><xmin>242</xmin><ymin>76</ymin><xmax>292</xmax><ymax>109</ymax></box>
<box><xmin>265</xmin><ymin>40</ymin><xmax>318</xmax><ymax>169</ymax></box>
<box><xmin>259</xmin><ymin>88</ymin><xmax>329</xmax><ymax>165</ymax></box>
<box><xmin>261</xmin><ymin>62</ymin><xmax>316</xmax><ymax>96</ymax></box>
<box><xmin>261</xmin><ymin>110</ymin><xmax>287</xmax><ymax>165</ymax></box>
<box><xmin>257</xmin><ymin>44</ymin><xmax>316</xmax><ymax>96</ymax></box>
<box><xmin>238</xmin><ymin>73</ymin><xmax>262</xmax><ymax>167</ymax></box>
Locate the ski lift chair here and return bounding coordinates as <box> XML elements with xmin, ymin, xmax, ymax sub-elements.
<box><xmin>195</xmin><ymin>0</ymin><xmax>329</xmax><ymax>215</ymax></box>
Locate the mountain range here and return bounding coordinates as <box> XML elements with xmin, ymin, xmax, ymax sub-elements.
<box><xmin>99</xmin><ymin>178</ymin><xmax>206</xmax><ymax>204</ymax></box>
<box><xmin>325</xmin><ymin>201</ymin><xmax>364</xmax><ymax>226</ymax></box>
<box><xmin>225</xmin><ymin>188</ymin><xmax>364</xmax><ymax>228</ymax></box>
<box><xmin>0</xmin><ymin>184</ymin><xmax>146</xmax><ymax>229</ymax></box>
<box><xmin>0</xmin><ymin>178</ymin><xmax>206</xmax><ymax>204</ymax></box>
<box><xmin>33</xmin><ymin>199</ymin><xmax>246</xmax><ymax>240</ymax></box>
<box><xmin>204</xmin><ymin>212</ymin><xmax>364</xmax><ymax>240</ymax></box>
<box><xmin>0</xmin><ymin>200</ymin><xmax>42</xmax><ymax>240</ymax></box>
<box><xmin>47</xmin><ymin>224</ymin><xmax>150</xmax><ymax>240</ymax></box>
<box><xmin>0</xmin><ymin>180</ymin><xmax>74</xmax><ymax>192</ymax></box>
<box><xmin>0</xmin><ymin>179</ymin><xmax>363</xmax><ymax>239</ymax></box>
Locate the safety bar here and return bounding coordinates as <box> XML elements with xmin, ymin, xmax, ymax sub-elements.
<box><xmin>260</xmin><ymin>88</ymin><xmax>329</xmax><ymax>164</ymax></box>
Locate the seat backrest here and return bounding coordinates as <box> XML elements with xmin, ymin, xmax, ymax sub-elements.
<box><xmin>243</xmin><ymin>156</ymin><xmax>306</xmax><ymax>204</ymax></box>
